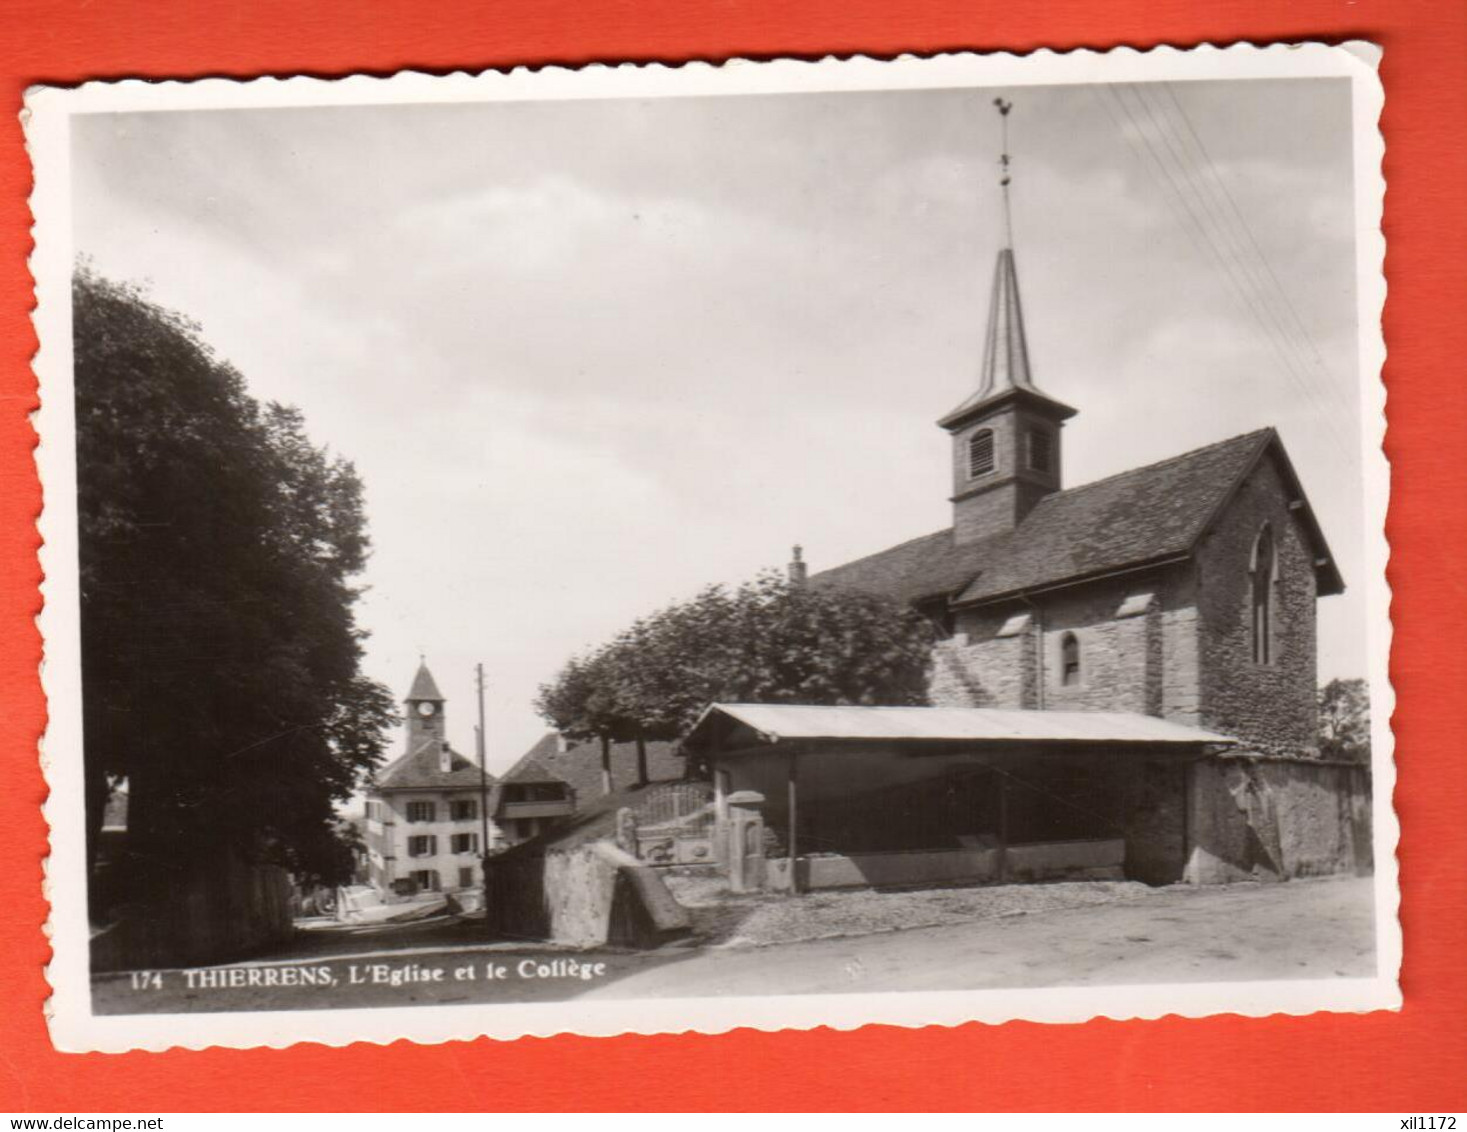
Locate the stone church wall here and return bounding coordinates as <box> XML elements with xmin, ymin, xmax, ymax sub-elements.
<box><xmin>934</xmin><ymin>564</ymin><xmax>1201</xmax><ymax>723</ymax></box>
<box><xmin>1193</xmin><ymin>453</ymin><xmax>1320</xmax><ymax>754</ymax></box>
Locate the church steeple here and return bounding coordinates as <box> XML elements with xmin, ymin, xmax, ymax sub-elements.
<box><xmin>938</xmin><ymin>98</ymin><xmax>1077</xmax><ymax>546</ymax></box>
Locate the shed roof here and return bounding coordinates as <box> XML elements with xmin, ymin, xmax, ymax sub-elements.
<box><xmin>683</xmin><ymin>703</ymin><xmax>1236</xmax><ymax>752</ymax></box>
<box><xmin>810</xmin><ymin>429</ymin><xmax>1344</xmax><ymax>608</ymax></box>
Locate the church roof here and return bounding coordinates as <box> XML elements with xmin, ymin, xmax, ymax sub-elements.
<box><xmin>374</xmin><ymin>739</ymin><xmax>492</xmax><ymax>792</ymax></box>
<box><xmin>406</xmin><ymin>662</ymin><xmax>444</xmax><ymax>702</ymax></box>
<box><xmin>938</xmin><ymin>248</ymin><xmax>1076</xmax><ymax>430</ymax></box>
<box><xmin>811</xmin><ymin>428</ymin><xmax>1344</xmax><ymax>609</ymax></box>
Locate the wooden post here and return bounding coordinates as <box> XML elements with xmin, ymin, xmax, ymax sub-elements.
<box><xmin>599</xmin><ymin>734</ymin><xmax>612</xmax><ymax>796</ymax></box>
<box><xmin>787</xmin><ymin>750</ymin><xmax>800</xmax><ymax>895</ymax></box>
<box><xmin>635</xmin><ymin>733</ymin><xmax>649</xmax><ymax>787</ymax></box>
<box><xmin>997</xmin><ymin>770</ymin><xmax>1010</xmax><ymax>884</ymax></box>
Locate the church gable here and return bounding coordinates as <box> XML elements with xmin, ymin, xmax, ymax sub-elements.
<box><xmin>1191</xmin><ymin>444</ymin><xmax>1331</xmax><ymax>752</ymax></box>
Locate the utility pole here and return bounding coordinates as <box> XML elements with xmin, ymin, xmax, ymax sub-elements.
<box><xmin>475</xmin><ymin>663</ymin><xmax>491</xmax><ymax>893</ymax></box>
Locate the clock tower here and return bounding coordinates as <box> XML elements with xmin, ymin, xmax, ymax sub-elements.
<box><xmin>403</xmin><ymin>660</ymin><xmax>447</xmax><ymax>752</ymax></box>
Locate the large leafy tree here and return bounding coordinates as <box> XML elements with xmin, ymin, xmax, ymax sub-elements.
<box><xmin>74</xmin><ymin>270</ymin><xmax>395</xmax><ymax>898</ymax></box>
<box><xmin>534</xmin><ymin>571</ymin><xmax>935</xmax><ymax>778</ymax></box>
<box><xmin>1318</xmin><ymin>677</ymin><xmax>1371</xmax><ymax>763</ymax></box>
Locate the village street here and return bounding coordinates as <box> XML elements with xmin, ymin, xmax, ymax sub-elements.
<box><xmin>91</xmin><ymin>876</ymin><xmax>1374</xmax><ymax>1013</ymax></box>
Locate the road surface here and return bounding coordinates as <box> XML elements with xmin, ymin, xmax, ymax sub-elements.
<box><xmin>91</xmin><ymin>876</ymin><xmax>1375</xmax><ymax>1013</ymax></box>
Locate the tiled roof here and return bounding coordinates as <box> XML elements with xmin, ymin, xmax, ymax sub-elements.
<box><xmin>375</xmin><ymin>739</ymin><xmax>494</xmax><ymax>792</ymax></box>
<box><xmin>499</xmin><ymin>748</ymin><xmax>569</xmax><ymax>787</ymax></box>
<box><xmin>406</xmin><ymin>662</ymin><xmax>444</xmax><ymax>702</ymax></box>
<box><xmin>507</xmin><ymin>732</ymin><xmax>685</xmax><ymax>806</ymax></box>
<box><xmin>810</xmin><ymin>429</ymin><xmax>1342</xmax><ymax>608</ymax></box>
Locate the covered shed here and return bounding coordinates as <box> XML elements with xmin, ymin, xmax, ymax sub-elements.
<box><xmin>681</xmin><ymin>703</ymin><xmax>1237</xmax><ymax>891</ymax></box>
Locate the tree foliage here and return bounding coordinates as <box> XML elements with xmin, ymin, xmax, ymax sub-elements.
<box><xmin>534</xmin><ymin>571</ymin><xmax>935</xmax><ymax>751</ymax></box>
<box><xmin>74</xmin><ymin>269</ymin><xmax>395</xmax><ymax>890</ymax></box>
<box><xmin>1318</xmin><ymin>677</ymin><xmax>1371</xmax><ymax>763</ymax></box>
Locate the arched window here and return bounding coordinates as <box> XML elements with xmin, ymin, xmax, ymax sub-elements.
<box><xmin>1060</xmin><ymin>632</ymin><xmax>1081</xmax><ymax>686</ymax></box>
<box><xmin>1250</xmin><ymin>525</ymin><xmax>1277</xmax><ymax>664</ymax></box>
<box><xmin>968</xmin><ymin>428</ymin><xmax>995</xmax><ymax>478</ymax></box>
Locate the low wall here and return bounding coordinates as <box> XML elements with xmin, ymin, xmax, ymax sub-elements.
<box><xmin>1187</xmin><ymin>756</ymin><xmax>1372</xmax><ymax>884</ymax></box>
<box><xmin>485</xmin><ymin>841</ymin><xmax>691</xmax><ymax>948</ymax></box>
<box><xmin>91</xmin><ymin>855</ymin><xmax>295</xmax><ymax>972</ymax></box>
<box><xmin>764</xmin><ymin>838</ymin><xmax>1124</xmax><ymax>892</ymax></box>
<box><xmin>1007</xmin><ymin>838</ymin><xmax>1126</xmax><ymax>882</ymax></box>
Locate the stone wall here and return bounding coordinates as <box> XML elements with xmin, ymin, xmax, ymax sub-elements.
<box><xmin>937</xmin><ymin>564</ymin><xmax>1199</xmax><ymax>722</ymax></box>
<box><xmin>1193</xmin><ymin>452</ymin><xmax>1320</xmax><ymax>753</ymax></box>
<box><xmin>1187</xmin><ymin>755</ymin><xmax>1372</xmax><ymax>883</ymax></box>
<box><xmin>484</xmin><ymin>841</ymin><xmax>690</xmax><ymax>948</ymax></box>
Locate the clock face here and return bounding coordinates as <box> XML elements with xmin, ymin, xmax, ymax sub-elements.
<box><xmin>416</xmin><ymin>701</ymin><xmax>436</xmax><ymax>718</ymax></box>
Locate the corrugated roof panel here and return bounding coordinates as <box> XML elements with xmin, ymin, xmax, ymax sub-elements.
<box><xmin>692</xmin><ymin>703</ymin><xmax>1235</xmax><ymax>746</ymax></box>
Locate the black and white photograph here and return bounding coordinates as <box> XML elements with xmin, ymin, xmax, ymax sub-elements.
<box><xmin>28</xmin><ymin>45</ymin><xmax>1396</xmax><ymax>1052</ymax></box>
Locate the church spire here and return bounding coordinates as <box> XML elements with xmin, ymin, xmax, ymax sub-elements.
<box><xmin>938</xmin><ymin>97</ymin><xmax>1076</xmax><ymax>545</ymax></box>
<box><xmin>938</xmin><ymin>98</ymin><xmax>1069</xmax><ymax>431</ymax></box>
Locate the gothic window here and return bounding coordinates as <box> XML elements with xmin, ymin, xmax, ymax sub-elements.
<box><xmin>1027</xmin><ymin>428</ymin><xmax>1053</xmax><ymax>473</ymax></box>
<box><xmin>1060</xmin><ymin>632</ymin><xmax>1081</xmax><ymax>686</ymax></box>
<box><xmin>1251</xmin><ymin>524</ymin><xmax>1278</xmax><ymax>664</ymax></box>
<box><xmin>968</xmin><ymin>428</ymin><xmax>996</xmax><ymax>478</ymax></box>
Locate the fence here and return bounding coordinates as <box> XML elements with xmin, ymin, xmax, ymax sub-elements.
<box><xmin>91</xmin><ymin>853</ymin><xmax>295</xmax><ymax>972</ymax></box>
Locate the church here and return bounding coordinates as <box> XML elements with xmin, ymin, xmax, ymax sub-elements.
<box><xmin>685</xmin><ymin>235</ymin><xmax>1373</xmax><ymax>891</ymax></box>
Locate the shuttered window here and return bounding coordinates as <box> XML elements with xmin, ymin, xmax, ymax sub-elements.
<box><xmin>451</xmin><ymin>833</ymin><xmax>479</xmax><ymax>854</ymax></box>
<box><xmin>406</xmin><ymin>801</ymin><xmax>435</xmax><ymax>823</ymax></box>
<box><xmin>1028</xmin><ymin>428</ymin><xmax>1053</xmax><ymax>473</ymax></box>
<box><xmin>408</xmin><ymin>835</ymin><xmax>437</xmax><ymax>857</ymax></box>
<box><xmin>968</xmin><ymin>428</ymin><xmax>996</xmax><ymax>478</ymax></box>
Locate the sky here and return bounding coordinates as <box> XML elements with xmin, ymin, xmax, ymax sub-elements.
<box><xmin>69</xmin><ymin>76</ymin><xmax>1369</xmax><ymax>773</ymax></box>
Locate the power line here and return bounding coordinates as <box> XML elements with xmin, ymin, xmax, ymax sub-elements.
<box><xmin>1100</xmin><ymin>84</ymin><xmax>1353</xmax><ymax>456</ymax></box>
<box><xmin>1139</xmin><ymin>83</ymin><xmax>1356</xmax><ymax>455</ymax></box>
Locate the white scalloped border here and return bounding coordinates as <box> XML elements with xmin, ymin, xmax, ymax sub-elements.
<box><xmin>25</xmin><ymin>39</ymin><xmax>1397</xmax><ymax>1055</ymax></box>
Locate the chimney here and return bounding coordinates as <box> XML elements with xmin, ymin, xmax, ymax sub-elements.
<box><xmin>556</xmin><ymin>732</ymin><xmax>569</xmax><ymax>754</ymax></box>
<box><xmin>438</xmin><ymin>742</ymin><xmax>452</xmax><ymax>774</ymax></box>
<box><xmin>787</xmin><ymin>545</ymin><xmax>808</xmax><ymax>587</ymax></box>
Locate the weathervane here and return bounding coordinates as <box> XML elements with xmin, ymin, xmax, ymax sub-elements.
<box><xmin>994</xmin><ymin>97</ymin><xmax>1015</xmax><ymax>248</ymax></box>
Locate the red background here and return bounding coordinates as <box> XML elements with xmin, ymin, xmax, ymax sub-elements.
<box><xmin>1</xmin><ymin>0</ymin><xmax>1463</xmax><ymax>1113</ymax></box>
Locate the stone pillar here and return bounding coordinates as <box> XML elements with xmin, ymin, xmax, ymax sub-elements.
<box><xmin>724</xmin><ymin>790</ymin><xmax>767</xmax><ymax>893</ymax></box>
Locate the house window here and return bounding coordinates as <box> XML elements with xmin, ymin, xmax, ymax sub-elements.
<box><xmin>968</xmin><ymin>428</ymin><xmax>996</xmax><ymax>478</ymax></box>
<box><xmin>1060</xmin><ymin>632</ymin><xmax>1081</xmax><ymax>686</ymax></box>
<box><xmin>406</xmin><ymin>801</ymin><xmax>436</xmax><ymax>823</ymax></box>
<box><xmin>451</xmin><ymin>832</ymin><xmax>479</xmax><ymax>854</ymax></box>
<box><xmin>407</xmin><ymin>834</ymin><xmax>437</xmax><ymax>857</ymax></box>
<box><xmin>410</xmin><ymin>869</ymin><xmax>438</xmax><ymax>892</ymax></box>
<box><xmin>449</xmin><ymin>799</ymin><xmax>477</xmax><ymax>821</ymax></box>
<box><xmin>1027</xmin><ymin>428</ymin><xmax>1053</xmax><ymax>473</ymax></box>
<box><xmin>1251</xmin><ymin>524</ymin><xmax>1277</xmax><ymax>664</ymax></box>
<box><xmin>458</xmin><ymin>867</ymin><xmax>474</xmax><ymax>888</ymax></box>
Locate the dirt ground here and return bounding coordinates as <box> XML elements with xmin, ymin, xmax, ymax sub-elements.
<box><xmin>91</xmin><ymin>875</ymin><xmax>1375</xmax><ymax>1013</ymax></box>
<box><xmin>586</xmin><ymin>875</ymin><xmax>1378</xmax><ymax>999</ymax></box>
<box><xmin>664</xmin><ymin>873</ymin><xmax>1158</xmax><ymax>947</ymax></box>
